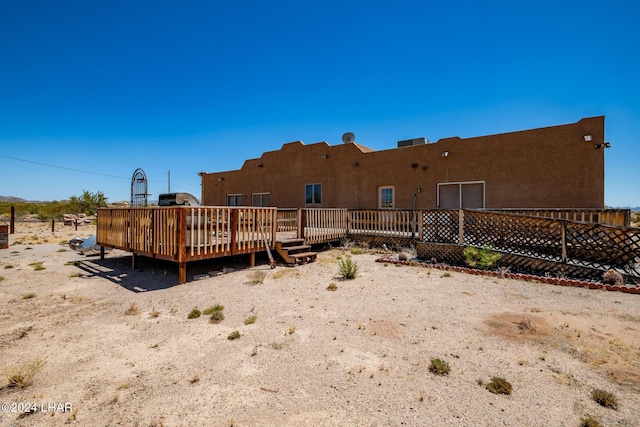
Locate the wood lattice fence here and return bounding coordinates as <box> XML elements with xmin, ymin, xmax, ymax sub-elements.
<box><xmin>420</xmin><ymin>210</ymin><xmax>640</xmax><ymax>278</ymax></box>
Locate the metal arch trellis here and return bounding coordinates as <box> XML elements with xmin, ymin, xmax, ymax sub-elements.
<box><xmin>131</xmin><ymin>168</ymin><xmax>149</xmax><ymax>207</ymax></box>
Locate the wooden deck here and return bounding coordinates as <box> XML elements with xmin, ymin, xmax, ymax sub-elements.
<box><xmin>97</xmin><ymin>206</ymin><xmax>638</xmax><ymax>284</ymax></box>
<box><xmin>97</xmin><ymin>206</ymin><xmax>280</xmax><ymax>283</ymax></box>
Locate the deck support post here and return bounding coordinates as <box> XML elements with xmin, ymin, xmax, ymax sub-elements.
<box><xmin>100</xmin><ymin>246</ymin><xmax>105</xmax><ymax>260</ymax></box>
<box><xmin>131</xmin><ymin>253</ymin><xmax>137</xmax><ymax>269</ymax></box>
<box><xmin>250</xmin><ymin>252</ymin><xmax>256</xmax><ymax>267</ymax></box>
<box><xmin>178</xmin><ymin>262</ymin><xmax>186</xmax><ymax>284</ymax></box>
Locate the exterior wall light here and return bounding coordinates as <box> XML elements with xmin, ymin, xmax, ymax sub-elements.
<box><xmin>422</xmin><ymin>165</ymin><xmax>428</xmax><ymax>170</ymax></box>
<box><xmin>321</xmin><ymin>154</ymin><xmax>329</xmax><ymax>159</ymax></box>
<box><xmin>217</xmin><ymin>177</ymin><xmax>224</xmax><ymax>181</ymax></box>
<box><xmin>584</xmin><ymin>135</ymin><xmax>593</xmax><ymax>142</ymax></box>
<box><xmin>594</xmin><ymin>143</ymin><xmax>611</xmax><ymax>149</ymax></box>
<box><xmin>442</xmin><ymin>151</ymin><xmax>449</xmax><ymax>157</ymax></box>
<box><xmin>411</xmin><ymin>163</ymin><xmax>418</xmax><ymax>168</ymax></box>
<box><xmin>352</xmin><ymin>161</ymin><xmax>359</xmax><ymax>167</ymax></box>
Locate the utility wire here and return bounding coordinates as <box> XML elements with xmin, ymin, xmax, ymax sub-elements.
<box><xmin>0</xmin><ymin>154</ymin><xmax>191</xmax><ymax>189</ymax></box>
<box><xmin>0</xmin><ymin>154</ymin><xmax>129</xmax><ymax>180</ymax></box>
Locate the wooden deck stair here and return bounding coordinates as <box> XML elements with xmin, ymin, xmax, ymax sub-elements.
<box><xmin>275</xmin><ymin>238</ymin><xmax>317</xmax><ymax>265</ymax></box>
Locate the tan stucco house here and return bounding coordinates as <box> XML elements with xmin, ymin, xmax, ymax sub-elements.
<box><xmin>199</xmin><ymin>116</ymin><xmax>606</xmax><ymax>210</ymax></box>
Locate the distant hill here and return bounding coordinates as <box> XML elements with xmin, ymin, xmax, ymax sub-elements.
<box><xmin>0</xmin><ymin>196</ymin><xmax>27</xmax><ymax>202</ymax></box>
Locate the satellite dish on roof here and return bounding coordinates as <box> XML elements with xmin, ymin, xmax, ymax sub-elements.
<box><xmin>342</xmin><ymin>132</ymin><xmax>355</xmax><ymax>144</ymax></box>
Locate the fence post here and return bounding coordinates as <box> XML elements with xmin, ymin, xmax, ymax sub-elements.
<box><xmin>10</xmin><ymin>206</ymin><xmax>15</xmax><ymax>234</ymax></box>
<box><xmin>458</xmin><ymin>209</ymin><xmax>465</xmax><ymax>245</ymax></box>
<box><xmin>560</xmin><ymin>220</ymin><xmax>567</xmax><ymax>263</ymax></box>
<box><xmin>418</xmin><ymin>210</ymin><xmax>423</xmax><ymax>242</ymax></box>
<box><xmin>297</xmin><ymin>209</ymin><xmax>305</xmax><ymax>240</ymax></box>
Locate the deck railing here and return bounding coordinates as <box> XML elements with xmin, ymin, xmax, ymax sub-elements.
<box><xmin>97</xmin><ymin>206</ymin><xmax>278</xmax><ymax>261</ymax></box>
<box><xmin>349</xmin><ymin>210</ymin><xmax>421</xmax><ymax>239</ymax></box>
<box><xmin>485</xmin><ymin>208</ymin><xmax>630</xmax><ymax>227</ymax></box>
<box><xmin>299</xmin><ymin>208</ymin><xmax>349</xmax><ymax>245</ymax></box>
<box><xmin>277</xmin><ymin>208</ymin><xmax>298</xmax><ymax>232</ymax></box>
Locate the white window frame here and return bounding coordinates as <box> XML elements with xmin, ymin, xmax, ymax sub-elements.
<box><xmin>305</xmin><ymin>183</ymin><xmax>322</xmax><ymax>205</ymax></box>
<box><xmin>252</xmin><ymin>192</ymin><xmax>270</xmax><ymax>207</ymax></box>
<box><xmin>436</xmin><ymin>181</ymin><xmax>485</xmax><ymax>209</ymax></box>
<box><xmin>378</xmin><ymin>185</ymin><xmax>395</xmax><ymax>209</ymax></box>
<box><xmin>226</xmin><ymin>194</ymin><xmax>243</xmax><ymax>206</ymax></box>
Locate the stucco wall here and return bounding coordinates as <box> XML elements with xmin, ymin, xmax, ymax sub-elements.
<box><xmin>199</xmin><ymin>117</ymin><xmax>605</xmax><ymax>209</ymax></box>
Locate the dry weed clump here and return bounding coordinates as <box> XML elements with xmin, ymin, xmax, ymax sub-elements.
<box><xmin>579</xmin><ymin>415</ymin><xmax>604</xmax><ymax>427</ymax></box>
<box><xmin>227</xmin><ymin>330</ymin><xmax>241</xmax><ymax>340</ymax></box>
<box><xmin>248</xmin><ymin>270</ymin><xmax>267</xmax><ymax>284</ymax></box>
<box><xmin>602</xmin><ymin>269</ymin><xmax>624</xmax><ymax>286</ymax></box>
<box><xmin>244</xmin><ymin>315</ymin><xmax>257</xmax><ymax>325</ymax></box>
<box><xmin>326</xmin><ymin>283</ymin><xmax>338</xmax><ymax>291</ymax></box>
<box><xmin>4</xmin><ymin>358</ymin><xmax>46</xmax><ymax>388</ymax></box>
<box><xmin>22</xmin><ymin>292</ymin><xmax>36</xmax><ymax>299</ymax></box>
<box><xmin>591</xmin><ymin>388</ymin><xmax>618</xmax><ymax>410</ymax></box>
<box><xmin>124</xmin><ymin>302</ymin><xmax>140</xmax><ymax>315</ymax></box>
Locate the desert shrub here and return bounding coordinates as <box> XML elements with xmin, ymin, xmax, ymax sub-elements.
<box><xmin>28</xmin><ymin>262</ymin><xmax>45</xmax><ymax>271</ymax></box>
<box><xmin>429</xmin><ymin>358</ymin><xmax>450</xmax><ymax>375</ymax></box>
<box><xmin>580</xmin><ymin>415</ymin><xmax>604</xmax><ymax>427</ymax></box>
<box><xmin>227</xmin><ymin>330</ymin><xmax>241</xmax><ymax>340</ymax></box>
<box><xmin>244</xmin><ymin>315</ymin><xmax>257</xmax><ymax>325</ymax></box>
<box><xmin>188</xmin><ymin>308</ymin><xmax>202</xmax><ymax>319</ymax></box>
<box><xmin>486</xmin><ymin>377</ymin><xmax>512</xmax><ymax>395</ymax></box>
<box><xmin>591</xmin><ymin>388</ymin><xmax>618</xmax><ymax>410</ymax></box>
<box><xmin>463</xmin><ymin>246</ymin><xmax>502</xmax><ymax>270</ymax></box>
<box><xmin>350</xmin><ymin>247</ymin><xmax>365</xmax><ymax>255</ymax></box>
<box><xmin>4</xmin><ymin>358</ymin><xmax>46</xmax><ymax>388</ymax></box>
<box><xmin>602</xmin><ymin>269</ymin><xmax>624</xmax><ymax>286</ymax></box>
<box><xmin>209</xmin><ymin>305</ymin><xmax>225</xmax><ymax>323</ymax></box>
<box><xmin>22</xmin><ymin>293</ymin><xmax>36</xmax><ymax>299</ymax></box>
<box><xmin>326</xmin><ymin>283</ymin><xmax>338</xmax><ymax>291</ymax></box>
<box><xmin>338</xmin><ymin>257</ymin><xmax>359</xmax><ymax>280</ymax></box>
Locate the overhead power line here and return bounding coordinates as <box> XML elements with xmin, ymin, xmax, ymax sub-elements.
<box><xmin>0</xmin><ymin>154</ymin><xmax>129</xmax><ymax>180</ymax></box>
<box><xmin>0</xmin><ymin>154</ymin><xmax>190</xmax><ymax>187</ymax></box>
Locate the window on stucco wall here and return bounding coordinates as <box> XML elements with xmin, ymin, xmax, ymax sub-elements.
<box><xmin>378</xmin><ymin>186</ymin><xmax>395</xmax><ymax>209</ymax></box>
<box><xmin>226</xmin><ymin>194</ymin><xmax>243</xmax><ymax>206</ymax></box>
<box><xmin>305</xmin><ymin>183</ymin><xmax>322</xmax><ymax>205</ymax></box>
<box><xmin>252</xmin><ymin>193</ymin><xmax>270</xmax><ymax>207</ymax></box>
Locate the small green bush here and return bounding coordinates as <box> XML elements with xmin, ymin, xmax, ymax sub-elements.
<box><xmin>209</xmin><ymin>304</ymin><xmax>225</xmax><ymax>323</ymax></box>
<box><xmin>227</xmin><ymin>330</ymin><xmax>241</xmax><ymax>340</ymax></box>
<box><xmin>463</xmin><ymin>246</ymin><xmax>502</xmax><ymax>270</ymax></box>
<box><xmin>350</xmin><ymin>247</ymin><xmax>365</xmax><ymax>255</ymax></box>
<box><xmin>338</xmin><ymin>257</ymin><xmax>359</xmax><ymax>280</ymax></box>
<box><xmin>28</xmin><ymin>262</ymin><xmax>45</xmax><ymax>271</ymax></box>
<box><xmin>187</xmin><ymin>308</ymin><xmax>202</xmax><ymax>319</ymax></box>
<box><xmin>244</xmin><ymin>315</ymin><xmax>257</xmax><ymax>325</ymax></box>
<box><xmin>486</xmin><ymin>377</ymin><xmax>512</xmax><ymax>395</ymax></box>
<box><xmin>22</xmin><ymin>293</ymin><xmax>36</xmax><ymax>300</ymax></box>
<box><xmin>429</xmin><ymin>358</ymin><xmax>450</xmax><ymax>375</ymax></box>
<box><xmin>591</xmin><ymin>388</ymin><xmax>618</xmax><ymax>410</ymax></box>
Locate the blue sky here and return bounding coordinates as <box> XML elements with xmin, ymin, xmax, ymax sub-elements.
<box><xmin>1</xmin><ymin>0</ymin><xmax>638</xmax><ymax>206</ymax></box>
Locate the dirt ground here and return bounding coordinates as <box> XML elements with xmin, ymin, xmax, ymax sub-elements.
<box><xmin>1</xmin><ymin>222</ymin><xmax>639</xmax><ymax>426</ymax></box>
